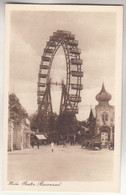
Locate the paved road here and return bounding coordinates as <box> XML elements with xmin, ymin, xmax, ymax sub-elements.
<box><xmin>8</xmin><ymin>145</ymin><xmax>114</xmax><ymax>182</ymax></box>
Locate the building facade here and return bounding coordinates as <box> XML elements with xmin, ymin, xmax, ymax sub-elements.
<box><xmin>8</xmin><ymin>93</ymin><xmax>32</xmax><ymax>151</ymax></box>
<box><xmin>87</xmin><ymin>83</ymin><xmax>115</xmax><ymax>147</ymax></box>
<box><xmin>95</xmin><ymin>83</ymin><xmax>114</xmax><ymax>146</ymax></box>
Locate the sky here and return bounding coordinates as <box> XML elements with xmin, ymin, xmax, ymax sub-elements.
<box><xmin>9</xmin><ymin>7</ymin><xmax>116</xmax><ymax>120</ymax></box>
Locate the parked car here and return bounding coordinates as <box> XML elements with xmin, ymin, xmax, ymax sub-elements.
<box><xmin>92</xmin><ymin>142</ymin><xmax>101</xmax><ymax>150</ymax></box>
<box><xmin>81</xmin><ymin>141</ymin><xmax>90</xmax><ymax>149</ymax></box>
<box><xmin>108</xmin><ymin>142</ymin><xmax>114</xmax><ymax>150</ymax></box>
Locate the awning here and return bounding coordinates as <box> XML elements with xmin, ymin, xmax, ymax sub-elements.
<box><xmin>36</xmin><ymin>134</ymin><xmax>47</xmax><ymax>140</ymax></box>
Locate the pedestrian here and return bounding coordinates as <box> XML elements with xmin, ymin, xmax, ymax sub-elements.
<box><xmin>31</xmin><ymin>140</ymin><xmax>34</xmax><ymax>148</ymax></box>
<box><xmin>63</xmin><ymin>140</ymin><xmax>67</xmax><ymax>148</ymax></box>
<box><xmin>51</xmin><ymin>141</ymin><xmax>54</xmax><ymax>152</ymax></box>
<box><xmin>37</xmin><ymin>141</ymin><xmax>39</xmax><ymax>149</ymax></box>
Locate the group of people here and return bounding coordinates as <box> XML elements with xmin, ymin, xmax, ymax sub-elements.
<box><xmin>51</xmin><ymin>141</ymin><xmax>67</xmax><ymax>152</ymax></box>
<box><xmin>31</xmin><ymin>140</ymin><xmax>54</xmax><ymax>152</ymax></box>
<box><xmin>31</xmin><ymin>140</ymin><xmax>67</xmax><ymax>152</ymax></box>
<box><xmin>31</xmin><ymin>140</ymin><xmax>40</xmax><ymax>149</ymax></box>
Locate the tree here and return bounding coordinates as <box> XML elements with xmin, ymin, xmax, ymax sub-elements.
<box><xmin>29</xmin><ymin>112</ymin><xmax>38</xmax><ymax>131</ymax></box>
<box><xmin>57</xmin><ymin>112</ymin><xmax>77</xmax><ymax>138</ymax></box>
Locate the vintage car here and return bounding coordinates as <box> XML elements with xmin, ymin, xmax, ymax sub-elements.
<box><xmin>108</xmin><ymin>142</ymin><xmax>114</xmax><ymax>150</ymax></box>
<box><xmin>81</xmin><ymin>141</ymin><xmax>90</xmax><ymax>149</ymax></box>
<box><xmin>91</xmin><ymin>142</ymin><xmax>101</xmax><ymax>150</ymax></box>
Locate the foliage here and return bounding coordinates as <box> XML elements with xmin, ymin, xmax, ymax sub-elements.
<box><xmin>56</xmin><ymin>112</ymin><xmax>77</xmax><ymax>136</ymax></box>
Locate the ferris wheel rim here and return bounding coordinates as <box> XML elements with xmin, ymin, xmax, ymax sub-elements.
<box><xmin>37</xmin><ymin>30</ymin><xmax>83</xmax><ymax>114</ymax></box>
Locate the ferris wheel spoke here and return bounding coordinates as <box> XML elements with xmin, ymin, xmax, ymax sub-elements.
<box><xmin>37</xmin><ymin>30</ymin><xmax>83</xmax><ymax>135</ymax></box>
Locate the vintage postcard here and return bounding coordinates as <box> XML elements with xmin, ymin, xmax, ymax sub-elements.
<box><xmin>2</xmin><ymin>4</ymin><xmax>123</xmax><ymax>193</ymax></box>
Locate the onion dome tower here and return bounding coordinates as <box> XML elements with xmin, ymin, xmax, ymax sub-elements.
<box><xmin>95</xmin><ymin>83</ymin><xmax>114</xmax><ymax>145</ymax></box>
<box><xmin>95</xmin><ymin>83</ymin><xmax>111</xmax><ymax>106</ymax></box>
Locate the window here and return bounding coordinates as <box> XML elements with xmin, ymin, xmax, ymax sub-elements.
<box><xmin>105</xmin><ymin>115</ymin><xmax>108</xmax><ymax>121</ymax></box>
<box><xmin>102</xmin><ymin>115</ymin><xmax>104</xmax><ymax>121</ymax></box>
<box><xmin>102</xmin><ymin>113</ymin><xmax>108</xmax><ymax>122</ymax></box>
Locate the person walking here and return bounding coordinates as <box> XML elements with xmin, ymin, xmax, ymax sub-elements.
<box><xmin>31</xmin><ymin>140</ymin><xmax>34</xmax><ymax>148</ymax></box>
<box><xmin>51</xmin><ymin>141</ymin><xmax>54</xmax><ymax>152</ymax></box>
<box><xmin>63</xmin><ymin>140</ymin><xmax>67</xmax><ymax>148</ymax></box>
<box><xmin>37</xmin><ymin>141</ymin><xmax>39</xmax><ymax>149</ymax></box>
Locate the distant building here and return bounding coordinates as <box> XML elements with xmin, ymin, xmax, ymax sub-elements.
<box><xmin>8</xmin><ymin>93</ymin><xmax>32</xmax><ymax>151</ymax></box>
<box><xmin>87</xmin><ymin>83</ymin><xmax>115</xmax><ymax>147</ymax></box>
<box><xmin>87</xmin><ymin>108</ymin><xmax>96</xmax><ymax>137</ymax></box>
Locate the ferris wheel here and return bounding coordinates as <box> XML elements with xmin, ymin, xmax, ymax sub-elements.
<box><xmin>37</xmin><ymin>30</ymin><xmax>83</xmax><ymax>116</ymax></box>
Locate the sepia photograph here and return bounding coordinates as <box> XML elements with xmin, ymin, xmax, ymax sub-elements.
<box><xmin>2</xmin><ymin>4</ymin><xmax>123</xmax><ymax>192</ymax></box>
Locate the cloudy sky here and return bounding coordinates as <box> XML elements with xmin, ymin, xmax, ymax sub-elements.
<box><xmin>9</xmin><ymin>6</ymin><xmax>116</xmax><ymax>120</ymax></box>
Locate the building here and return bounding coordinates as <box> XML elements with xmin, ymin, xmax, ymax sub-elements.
<box><xmin>8</xmin><ymin>93</ymin><xmax>32</xmax><ymax>151</ymax></box>
<box><xmin>88</xmin><ymin>83</ymin><xmax>115</xmax><ymax>147</ymax></box>
<box><xmin>88</xmin><ymin>108</ymin><xmax>96</xmax><ymax>137</ymax></box>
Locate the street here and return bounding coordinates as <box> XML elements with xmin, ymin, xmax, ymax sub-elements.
<box><xmin>8</xmin><ymin>145</ymin><xmax>114</xmax><ymax>182</ymax></box>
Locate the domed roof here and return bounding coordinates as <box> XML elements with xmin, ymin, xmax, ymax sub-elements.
<box><xmin>96</xmin><ymin>83</ymin><xmax>111</xmax><ymax>103</ymax></box>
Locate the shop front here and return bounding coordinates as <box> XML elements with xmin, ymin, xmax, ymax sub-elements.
<box><xmin>100</xmin><ymin>126</ymin><xmax>110</xmax><ymax>148</ymax></box>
